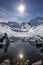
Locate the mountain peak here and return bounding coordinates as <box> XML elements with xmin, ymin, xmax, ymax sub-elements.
<box><xmin>28</xmin><ymin>17</ymin><xmax>43</xmax><ymax>27</ymax></box>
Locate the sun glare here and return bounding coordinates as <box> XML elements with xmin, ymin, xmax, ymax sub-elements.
<box><xmin>18</xmin><ymin>4</ymin><xmax>25</xmax><ymax>13</ymax></box>
<box><xmin>19</xmin><ymin>53</ymin><xmax>23</xmax><ymax>59</ymax></box>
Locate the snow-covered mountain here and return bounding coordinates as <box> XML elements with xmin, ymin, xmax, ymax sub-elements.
<box><xmin>0</xmin><ymin>21</ymin><xmax>30</xmax><ymax>32</ymax></box>
<box><xmin>0</xmin><ymin>21</ymin><xmax>21</xmax><ymax>28</ymax></box>
<box><xmin>28</xmin><ymin>17</ymin><xmax>43</xmax><ymax>27</ymax></box>
<box><xmin>0</xmin><ymin>17</ymin><xmax>43</xmax><ymax>38</ymax></box>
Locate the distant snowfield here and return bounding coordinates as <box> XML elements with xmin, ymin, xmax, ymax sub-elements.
<box><xmin>0</xmin><ymin>24</ymin><xmax>43</xmax><ymax>37</ymax></box>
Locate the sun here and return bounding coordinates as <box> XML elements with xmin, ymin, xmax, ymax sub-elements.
<box><xmin>18</xmin><ymin>4</ymin><xmax>25</xmax><ymax>13</ymax></box>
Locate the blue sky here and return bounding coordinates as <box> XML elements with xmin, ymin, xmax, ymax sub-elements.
<box><xmin>0</xmin><ymin>0</ymin><xmax>43</xmax><ymax>22</ymax></box>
